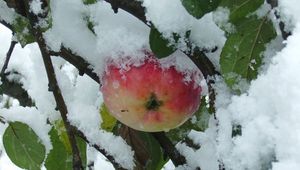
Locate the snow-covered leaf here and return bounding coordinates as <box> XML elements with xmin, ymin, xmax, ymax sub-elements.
<box><xmin>82</xmin><ymin>0</ymin><xmax>97</xmax><ymax>5</ymax></box>
<box><xmin>181</xmin><ymin>0</ymin><xmax>221</xmax><ymax>19</ymax></box>
<box><xmin>118</xmin><ymin>126</ymin><xmax>167</xmax><ymax>169</ymax></box>
<box><xmin>139</xmin><ymin>132</ymin><xmax>168</xmax><ymax>170</ymax></box>
<box><xmin>220</xmin><ymin>16</ymin><xmax>276</xmax><ymax>89</ymax></box>
<box><xmin>220</xmin><ymin>0</ymin><xmax>264</xmax><ymax>24</ymax></box>
<box><xmin>3</xmin><ymin>121</ymin><xmax>46</xmax><ymax>170</ymax></box>
<box><xmin>45</xmin><ymin>127</ymin><xmax>87</xmax><ymax>169</ymax></box>
<box><xmin>149</xmin><ymin>27</ymin><xmax>176</xmax><ymax>59</ymax></box>
<box><xmin>45</xmin><ymin>128</ymin><xmax>72</xmax><ymax>169</ymax></box>
<box><xmin>12</xmin><ymin>17</ymin><xmax>35</xmax><ymax>47</ymax></box>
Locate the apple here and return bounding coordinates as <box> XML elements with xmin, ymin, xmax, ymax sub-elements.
<box><xmin>100</xmin><ymin>52</ymin><xmax>202</xmax><ymax>132</ymax></box>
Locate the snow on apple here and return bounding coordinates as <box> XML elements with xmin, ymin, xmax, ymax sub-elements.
<box><xmin>101</xmin><ymin>51</ymin><xmax>203</xmax><ymax>132</ymax></box>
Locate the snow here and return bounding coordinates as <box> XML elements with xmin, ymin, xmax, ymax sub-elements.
<box><xmin>142</xmin><ymin>0</ymin><xmax>194</xmax><ymax>36</ymax></box>
<box><xmin>1</xmin><ymin>0</ymin><xmax>300</xmax><ymax>170</ymax></box>
<box><xmin>0</xmin><ymin>1</ymin><xmax>17</xmax><ymax>24</ymax></box>
<box><xmin>213</xmin><ymin>7</ymin><xmax>235</xmax><ymax>34</ymax></box>
<box><xmin>44</xmin><ymin>0</ymin><xmax>150</xmax><ymax>75</ymax></box>
<box><xmin>30</xmin><ymin>0</ymin><xmax>43</xmax><ymax>15</ymax></box>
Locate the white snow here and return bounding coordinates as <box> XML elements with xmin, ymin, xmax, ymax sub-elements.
<box><xmin>142</xmin><ymin>0</ymin><xmax>193</xmax><ymax>36</ymax></box>
<box><xmin>30</xmin><ymin>0</ymin><xmax>43</xmax><ymax>15</ymax></box>
<box><xmin>0</xmin><ymin>1</ymin><xmax>17</xmax><ymax>24</ymax></box>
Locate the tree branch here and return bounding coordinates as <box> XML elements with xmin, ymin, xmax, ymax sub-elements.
<box><xmin>0</xmin><ymin>35</ymin><xmax>34</xmax><ymax>106</ymax></box>
<box><xmin>104</xmin><ymin>0</ymin><xmax>148</xmax><ymax>25</ymax></box>
<box><xmin>1</xmin><ymin>39</ymin><xmax>17</xmax><ymax>76</ymax></box>
<box><xmin>23</xmin><ymin>0</ymin><xmax>83</xmax><ymax>169</ymax></box>
<box><xmin>49</xmin><ymin>47</ymin><xmax>100</xmax><ymax>84</ymax></box>
<box><xmin>0</xmin><ymin>72</ymin><xmax>34</xmax><ymax>107</ymax></box>
<box><xmin>75</xmin><ymin>129</ymin><xmax>127</xmax><ymax>170</ymax></box>
<box><xmin>0</xmin><ymin>20</ymin><xmax>13</xmax><ymax>30</ymax></box>
<box><xmin>151</xmin><ymin>132</ymin><xmax>186</xmax><ymax>166</ymax></box>
<box><xmin>186</xmin><ymin>48</ymin><xmax>219</xmax><ymax>113</ymax></box>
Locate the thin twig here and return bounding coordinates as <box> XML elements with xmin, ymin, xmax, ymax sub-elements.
<box><xmin>186</xmin><ymin>48</ymin><xmax>219</xmax><ymax>114</ymax></box>
<box><xmin>0</xmin><ymin>20</ymin><xmax>13</xmax><ymax>30</ymax></box>
<box><xmin>0</xmin><ymin>116</ymin><xmax>6</xmax><ymax>124</ymax></box>
<box><xmin>1</xmin><ymin>40</ymin><xmax>17</xmax><ymax>76</ymax></box>
<box><xmin>49</xmin><ymin>47</ymin><xmax>100</xmax><ymax>84</ymax></box>
<box><xmin>75</xmin><ymin>129</ymin><xmax>127</xmax><ymax>170</ymax></box>
<box><xmin>23</xmin><ymin>0</ymin><xmax>83</xmax><ymax>169</ymax></box>
<box><xmin>104</xmin><ymin>0</ymin><xmax>148</xmax><ymax>25</ymax></box>
<box><xmin>0</xmin><ymin>72</ymin><xmax>34</xmax><ymax>107</ymax></box>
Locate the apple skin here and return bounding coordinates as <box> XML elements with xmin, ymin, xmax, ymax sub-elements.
<box><xmin>101</xmin><ymin>53</ymin><xmax>202</xmax><ymax>132</ymax></box>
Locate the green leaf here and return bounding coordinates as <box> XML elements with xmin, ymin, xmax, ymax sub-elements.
<box><xmin>45</xmin><ymin>128</ymin><xmax>87</xmax><ymax>169</ymax></box>
<box><xmin>54</xmin><ymin>120</ymin><xmax>72</xmax><ymax>154</ymax></box>
<box><xmin>77</xmin><ymin>135</ymin><xmax>87</xmax><ymax>167</ymax></box>
<box><xmin>149</xmin><ymin>27</ymin><xmax>176</xmax><ymax>59</ymax></box>
<box><xmin>45</xmin><ymin>128</ymin><xmax>72</xmax><ymax>170</ymax></box>
<box><xmin>181</xmin><ymin>0</ymin><xmax>221</xmax><ymax>19</ymax></box>
<box><xmin>12</xmin><ymin>17</ymin><xmax>35</xmax><ymax>47</ymax></box>
<box><xmin>83</xmin><ymin>0</ymin><xmax>97</xmax><ymax>5</ymax></box>
<box><xmin>3</xmin><ymin>121</ymin><xmax>46</xmax><ymax>170</ymax></box>
<box><xmin>220</xmin><ymin>0</ymin><xmax>264</xmax><ymax>24</ymax></box>
<box><xmin>138</xmin><ymin>132</ymin><xmax>168</xmax><ymax>170</ymax></box>
<box><xmin>220</xmin><ymin>16</ymin><xmax>276</xmax><ymax>89</ymax></box>
<box><xmin>166</xmin><ymin>97</ymin><xmax>210</xmax><ymax>144</ymax></box>
<box><xmin>117</xmin><ymin>126</ymin><xmax>167</xmax><ymax>169</ymax></box>
<box><xmin>100</xmin><ymin>103</ymin><xmax>117</xmax><ymax>132</ymax></box>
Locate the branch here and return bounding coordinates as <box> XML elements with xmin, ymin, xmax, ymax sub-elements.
<box><xmin>75</xmin><ymin>129</ymin><xmax>127</xmax><ymax>170</ymax></box>
<box><xmin>1</xmin><ymin>39</ymin><xmax>17</xmax><ymax>76</ymax></box>
<box><xmin>104</xmin><ymin>0</ymin><xmax>148</xmax><ymax>25</ymax></box>
<box><xmin>266</xmin><ymin>0</ymin><xmax>291</xmax><ymax>40</ymax></box>
<box><xmin>23</xmin><ymin>1</ymin><xmax>83</xmax><ymax>169</ymax></box>
<box><xmin>49</xmin><ymin>47</ymin><xmax>100</xmax><ymax>84</ymax></box>
<box><xmin>151</xmin><ymin>132</ymin><xmax>186</xmax><ymax>166</ymax></box>
<box><xmin>4</xmin><ymin>0</ymin><xmax>27</xmax><ymax>17</ymax></box>
<box><xmin>0</xmin><ymin>35</ymin><xmax>34</xmax><ymax>107</ymax></box>
<box><xmin>0</xmin><ymin>72</ymin><xmax>34</xmax><ymax>107</ymax></box>
<box><xmin>186</xmin><ymin>48</ymin><xmax>219</xmax><ymax>113</ymax></box>
<box><xmin>0</xmin><ymin>20</ymin><xmax>13</xmax><ymax>30</ymax></box>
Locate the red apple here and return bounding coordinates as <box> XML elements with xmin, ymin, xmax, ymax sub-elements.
<box><xmin>100</xmin><ymin>52</ymin><xmax>202</xmax><ymax>132</ymax></box>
